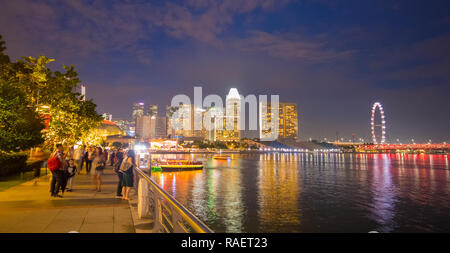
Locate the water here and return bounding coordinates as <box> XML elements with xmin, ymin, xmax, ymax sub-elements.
<box><xmin>150</xmin><ymin>153</ymin><xmax>450</xmax><ymax>232</ymax></box>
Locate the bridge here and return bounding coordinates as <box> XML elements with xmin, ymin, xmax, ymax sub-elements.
<box><xmin>356</xmin><ymin>143</ymin><xmax>450</xmax><ymax>152</ymax></box>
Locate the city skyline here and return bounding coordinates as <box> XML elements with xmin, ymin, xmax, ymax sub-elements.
<box><xmin>1</xmin><ymin>1</ymin><xmax>449</xmax><ymax>143</ymax></box>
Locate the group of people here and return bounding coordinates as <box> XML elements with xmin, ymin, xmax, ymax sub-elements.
<box><xmin>49</xmin><ymin>144</ymin><xmax>135</xmax><ymax>200</ymax></box>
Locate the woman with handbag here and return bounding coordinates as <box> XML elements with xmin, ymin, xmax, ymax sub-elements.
<box><xmin>91</xmin><ymin>147</ymin><xmax>105</xmax><ymax>192</ymax></box>
<box><xmin>120</xmin><ymin>149</ymin><xmax>136</xmax><ymax>200</ymax></box>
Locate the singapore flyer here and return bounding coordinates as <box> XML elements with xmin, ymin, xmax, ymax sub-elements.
<box><xmin>371</xmin><ymin>102</ymin><xmax>386</xmax><ymax>144</ymax></box>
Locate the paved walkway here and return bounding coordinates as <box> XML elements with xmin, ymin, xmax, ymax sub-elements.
<box><xmin>0</xmin><ymin>166</ymin><xmax>136</xmax><ymax>233</ymax></box>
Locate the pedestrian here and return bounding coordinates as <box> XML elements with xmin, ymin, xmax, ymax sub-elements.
<box><xmin>73</xmin><ymin>146</ymin><xmax>83</xmax><ymax>175</ymax></box>
<box><xmin>85</xmin><ymin>147</ymin><xmax>93</xmax><ymax>173</ymax></box>
<box><xmin>109</xmin><ymin>148</ymin><xmax>116</xmax><ymax>166</ymax></box>
<box><xmin>66</xmin><ymin>146</ymin><xmax>74</xmax><ymax>160</ymax></box>
<box><xmin>120</xmin><ymin>149</ymin><xmax>135</xmax><ymax>200</ymax></box>
<box><xmin>58</xmin><ymin>158</ymin><xmax>69</xmax><ymax>197</ymax></box>
<box><xmin>103</xmin><ymin>147</ymin><xmax>108</xmax><ymax>163</ymax></box>
<box><xmin>91</xmin><ymin>147</ymin><xmax>105</xmax><ymax>192</ymax></box>
<box><xmin>49</xmin><ymin>144</ymin><xmax>65</xmax><ymax>198</ymax></box>
<box><xmin>114</xmin><ymin>148</ymin><xmax>125</xmax><ymax>198</ymax></box>
<box><xmin>79</xmin><ymin>146</ymin><xmax>87</xmax><ymax>174</ymax></box>
<box><xmin>66</xmin><ymin>159</ymin><xmax>77</xmax><ymax>192</ymax></box>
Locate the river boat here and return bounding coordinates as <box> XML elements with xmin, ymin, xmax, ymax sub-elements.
<box><xmin>151</xmin><ymin>159</ymin><xmax>203</xmax><ymax>172</ymax></box>
<box><xmin>213</xmin><ymin>155</ymin><xmax>231</xmax><ymax>160</ymax></box>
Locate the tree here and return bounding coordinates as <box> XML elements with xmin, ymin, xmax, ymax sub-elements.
<box><xmin>0</xmin><ymin>35</ymin><xmax>44</xmax><ymax>152</ymax></box>
<box><xmin>0</xmin><ymin>35</ymin><xmax>103</xmax><ymax>150</ymax></box>
<box><xmin>0</xmin><ymin>79</ymin><xmax>44</xmax><ymax>151</ymax></box>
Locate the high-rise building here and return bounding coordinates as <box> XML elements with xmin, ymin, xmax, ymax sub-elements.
<box><xmin>114</xmin><ymin>119</ymin><xmax>135</xmax><ymax>136</ymax></box>
<box><xmin>205</xmin><ymin>106</ymin><xmax>223</xmax><ymax>142</ymax></box>
<box><xmin>146</xmin><ymin>104</ymin><xmax>158</xmax><ymax>117</ymax></box>
<box><xmin>132</xmin><ymin>102</ymin><xmax>145</xmax><ymax>122</ymax></box>
<box><xmin>215</xmin><ymin>88</ymin><xmax>241</xmax><ymax>141</ymax></box>
<box><xmin>166</xmin><ymin>105</ymin><xmax>180</xmax><ymax>137</ymax></box>
<box><xmin>166</xmin><ymin>104</ymin><xmax>207</xmax><ymax>139</ymax></box>
<box><xmin>155</xmin><ymin>116</ymin><xmax>167</xmax><ymax>139</ymax></box>
<box><xmin>135</xmin><ymin>115</ymin><xmax>152</xmax><ymax>140</ymax></box>
<box><xmin>259</xmin><ymin>102</ymin><xmax>298</xmax><ymax>140</ymax></box>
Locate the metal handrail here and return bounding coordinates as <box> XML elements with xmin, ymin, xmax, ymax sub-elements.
<box><xmin>133</xmin><ymin>167</ymin><xmax>213</xmax><ymax>233</ymax></box>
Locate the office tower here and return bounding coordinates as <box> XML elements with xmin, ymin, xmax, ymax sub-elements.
<box><xmin>155</xmin><ymin>116</ymin><xmax>167</xmax><ymax>139</ymax></box>
<box><xmin>146</xmin><ymin>104</ymin><xmax>158</xmax><ymax>117</ymax></box>
<box><xmin>102</xmin><ymin>113</ymin><xmax>112</xmax><ymax>121</ymax></box>
<box><xmin>215</xmin><ymin>88</ymin><xmax>241</xmax><ymax>141</ymax></box>
<box><xmin>135</xmin><ymin>115</ymin><xmax>152</xmax><ymax>140</ymax></box>
<box><xmin>132</xmin><ymin>102</ymin><xmax>145</xmax><ymax>122</ymax></box>
<box><xmin>205</xmin><ymin>106</ymin><xmax>223</xmax><ymax>142</ymax></box>
<box><xmin>166</xmin><ymin>104</ymin><xmax>207</xmax><ymax>139</ymax></box>
<box><xmin>166</xmin><ymin>105</ymin><xmax>180</xmax><ymax>137</ymax></box>
<box><xmin>259</xmin><ymin>102</ymin><xmax>298</xmax><ymax>140</ymax></box>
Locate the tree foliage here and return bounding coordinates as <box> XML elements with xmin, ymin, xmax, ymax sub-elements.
<box><xmin>0</xmin><ymin>35</ymin><xmax>103</xmax><ymax>151</ymax></box>
<box><xmin>0</xmin><ymin>79</ymin><xmax>44</xmax><ymax>151</ymax></box>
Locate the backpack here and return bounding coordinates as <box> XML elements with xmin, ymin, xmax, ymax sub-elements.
<box><xmin>48</xmin><ymin>153</ymin><xmax>62</xmax><ymax>172</ymax></box>
<box><xmin>119</xmin><ymin>156</ymin><xmax>132</xmax><ymax>172</ymax></box>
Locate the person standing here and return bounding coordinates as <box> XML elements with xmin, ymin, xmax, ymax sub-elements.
<box><xmin>91</xmin><ymin>147</ymin><xmax>105</xmax><ymax>192</ymax></box>
<box><xmin>66</xmin><ymin>159</ymin><xmax>77</xmax><ymax>192</ymax></box>
<box><xmin>114</xmin><ymin>148</ymin><xmax>125</xmax><ymax>198</ymax></box>
<box><xmin>103</xmin><ymin>147</ymin><xmax>108</xmax><ymax>164</ymax></box>
<box><xmin>58</xmin><ymin>157</ymin><xmax>69</xmax><ymax>197</ymax></box>
<box><xmin>73</xmin><ymin>146</ymin><xmax>83</xmax><ymax>175</ymax></box>
<box><xmin>66</xmin><ymin>146</ymin><xmax>74</xmax><ymax>160</ymax></box>
<box><xmin>85</xmin><ymin>147</ymin><xmax>93</xmax><ymax>174</ymax></box>
<box><xmin>49</xmin><ymin>144</ymin><xmax>65</xmax><ymax>198</ymax></box>
<box><xmin>121</xmin><ymin>149</ymin><xmax>135</xmax><ymax>200</ymax></box>
<box><xmin>109</xmin><ymin>149</ymin><xmax>116</xmax><ymax>166</ymax></box>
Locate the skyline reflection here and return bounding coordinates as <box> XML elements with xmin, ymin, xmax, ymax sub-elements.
<box><xmin>151</xmin><ymin>153</ymin><xmax>450</xmax><ymax>232</ymax></box>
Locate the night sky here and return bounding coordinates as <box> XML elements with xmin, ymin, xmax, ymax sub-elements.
<box><xmin>1</xmin><ymin>0</ymin><xmax>449</xmax><ymax>143</ymax></box>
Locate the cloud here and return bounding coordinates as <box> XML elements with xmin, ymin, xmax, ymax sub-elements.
<box><xmin>231</xmin><ymin>31</ymin><xmax>356</xmax><ymax>62</ymax></box>
<box><xmin>367</xmin><ymin>34</ymin><xmax>450</xmax><ymax>86</ymax></box>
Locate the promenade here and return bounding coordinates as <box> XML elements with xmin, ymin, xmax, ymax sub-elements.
<box><xmin>0</xmin><ymin>167</ymin><xmax>137</xmax><ymax>233</ymax></box>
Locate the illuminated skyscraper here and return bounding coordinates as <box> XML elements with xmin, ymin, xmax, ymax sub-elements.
<box><xmin>216</xmin><ymin>88</ymin><xmax>241</xmax><ymax>141</ymax></box>
<box><xmin>259</xmin><ymin>102</ymin><xmax>298</xmax><ymax>140</ymax></box>
<box><xmin>135</xmin><ymin>115</ymin><xmax>152</xmax><ymax>140</ymax></box>
<box><xmin>132</xmin><ymin>102</ymin><xmax>145</xmax><ymax>122</ymax></box>
<box><xmin>169</xmin><ymin>104</ymin><xmax>207</xmax><ymax>139</ymax></box>
<box><xmin>146</xmin><ymin>104</ymin><xmax>158</xmax><ymax>117</ymax></box>
<box><xmin>155</xmin><ymin>116</ymin><xmax>167</xmax><ymax>139</ymax></box>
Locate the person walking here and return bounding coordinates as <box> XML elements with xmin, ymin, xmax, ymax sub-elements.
<box><xmin>109</xmin><ymin>149</ymin><xmax>116</xmax><ymax>166</ymax></box>
<box><xmin>73</xmin><ymin>146</ymin><xmax>83</xmax><ymax>175</ymax></box>
<box><xmin>114</xmin><ymin>148</ymin><xmax>125</xmax><ymax>198</ymax></box>
<box><xmin>66</xmin><ymin>146</ymin><xmax>74</xmax><ymax>160</ymax></box>
<box><xmin>85</xmin><ymin>147</ymin><xmax>93</xmax><ymax>174</ymax></box>
<box><xmin>49</xmin><ymin>144</ymin><xmax>65</xmax><ymax>198</ymax></box>
<box><xmin>66</xmin><ymin>159</ymin><xmax>77</xmax><ymax>192</ymax></box>
<box><xmin>120</xmin><ymin>149</ymin><xmax>135</xmax><ymax>200</ymax></box>
<box><xmin>103</xmin><ymin>147</ymin><xmax>109</xmax><ymax>164</ymax></box>
<box><xmin>91</xmin><ymin>147</ymin><xmax>105</xmax><ymax>192</ymax></box>
<box><xmin>58</xmin><ymin>157</ymin><xmax>69</xmax><ymax>197</ymax></box>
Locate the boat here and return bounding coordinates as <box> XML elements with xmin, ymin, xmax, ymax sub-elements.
<box><xmin>213</xmin><ymin>155</ymin><xmax>231</xmax><ymax>160</ymax></box>
<box><xmin>151</xmin><ymin>159</ymin><xmax>204</xmax><ymax>172</ymax></box>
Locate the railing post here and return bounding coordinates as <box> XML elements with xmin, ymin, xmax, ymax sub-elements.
<box><xmin>137</xmin><ymin>177</ymin><xmax>151</xmax><ymax>219</ymax></box>
<box><xmin>153</xmin><ymin>197</ymin><xmax>162</xmax><ymax>233</ymax></box>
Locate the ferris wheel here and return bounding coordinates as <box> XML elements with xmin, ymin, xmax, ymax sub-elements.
<box><xmin>371</xmin><ymin>102</ymin><xmax>386</xmax><ymax>144</ymax></box>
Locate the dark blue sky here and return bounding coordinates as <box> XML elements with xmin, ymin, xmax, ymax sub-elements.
<box><xmin>1</xmin><ymin>0</ymin><xmax>449</xmax><ymax>142</ymax></box>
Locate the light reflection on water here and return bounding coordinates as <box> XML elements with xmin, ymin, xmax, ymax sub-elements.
<box><xmin>150</xmin><ymin>153</ymin><xmax>450</xmax><ymax>232</ymax></box>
